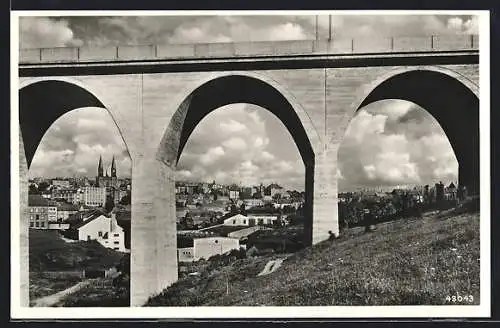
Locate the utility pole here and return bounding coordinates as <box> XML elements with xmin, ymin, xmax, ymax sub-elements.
<box><xmin>315</xmin><ymin>15</ymin><xmax>319</xmax><ymax>41</ymax></box>
<box><xmin>328</xmin><ymin>15</ymin><xmax>332</xmax><ymax>41</ymax></box>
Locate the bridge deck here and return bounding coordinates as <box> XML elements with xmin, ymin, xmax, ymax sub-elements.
<box><xmin>19</xmin><ymin>35</ymin><xmax>479</xmax><ymax>64</ymax></box>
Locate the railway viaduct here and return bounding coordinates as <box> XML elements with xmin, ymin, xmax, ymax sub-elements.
<box><xmin>17</xmin><ymin>35</ymin><xmax>479</xmax><ymax>306</ymax></box>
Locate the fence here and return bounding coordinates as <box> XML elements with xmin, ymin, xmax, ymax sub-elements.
<box><xmin>19</xmin><ymin>35</ymin><xmax>479</xmax><ymax>64</ymax></box>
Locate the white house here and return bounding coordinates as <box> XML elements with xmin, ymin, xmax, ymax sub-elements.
<box><xmin>247</xmin><ymin>214</ymin><xmax>278</xmax><ymax>226</ymax></box>
<box><xmin>74</xmin><ymin>213</ymin><xmax>127</xmax><ymax>252</ymax></box>
<box><xmin>193</xmin><ymin>237</ymin><xmax>240</xmax><ymax>261</ymax></box>
<box><xmin>244</xmin><ymin>199</ymin><xmax>264</xmax><ymax>208</ymax></box>
<box><xmin>178</xmin><ymin>247</ymin><xmax>195</xmax><ymax>262</ymax></box>
<box><xmin>223</xmin><ymin>213</ymin><xmax>249</xmax><ymax>226</ymax></box>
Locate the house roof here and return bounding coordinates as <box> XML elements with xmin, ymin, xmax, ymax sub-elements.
<box><xmin>28</xmin><ymin>194</ymin><xmax>57</xmax><ymax>207</ymax></box>
<box><xmin>72</xmin><ymin>211</ymin><xmax>106</xmax><ymax>230</ymax></box>
<box><xmin>57</xmin><ymin>203</ymin><xmax>79</xmax><ymax>211</ymax></box>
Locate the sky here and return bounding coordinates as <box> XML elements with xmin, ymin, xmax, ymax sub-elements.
<box><xmin>22</xmin><ymin>14</ymin><xmax>478</xmax><ymax>191</ymax></box>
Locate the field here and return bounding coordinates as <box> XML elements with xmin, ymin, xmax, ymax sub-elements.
<box><xmin>29</xmin><ymin>230</ymin><xmax>128</xmax><ymax>305</ymax></box>
<box><xmin>147</xmin><ymin>209</ymin><xmax>480</xmax><ymax>306</ymax></box>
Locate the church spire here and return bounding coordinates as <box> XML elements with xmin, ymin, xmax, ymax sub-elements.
<box><xmin>111</xmin><ymin>155</ymin><xmax>117</xmax><ymax>177</ymax></box>
<box><xmin>97</xmin><ymin>155</ymin><xmax>103</xmax><ymax>177</ymax></box>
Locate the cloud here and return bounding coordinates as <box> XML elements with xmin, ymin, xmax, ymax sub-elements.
<box><xmin>20</xmin><ymin>17</ymin><xmax>83</xmax><ymax>48</ymax></box>
<box><xmin>29</xmin><ymin>107</ymin><xmax>131</xmax><ymax>179</ymax></box>
<box><xmin>19</xmin><ymin>14</ymin><xmax>479</xmax><ymax>49</ymax></box>
<box><xmin>338</xmin><ymin>100</ymin><xmax>458</xmax><ymax>190</ymax></box>
<box><xmin>24</xmin><ymin>15</ymin><xmax>464</xmax><ymax>191</ymax></box>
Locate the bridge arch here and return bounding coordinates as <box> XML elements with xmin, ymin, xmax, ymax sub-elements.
<box><xmin>156</xmin><ymin>72</ymin><xmax>317</xmax><ymax>238</ymax></box>
<box><xmin>18</xmin><ymin>78</ymin><xmax>133</xmax><ymax>307</ymax></box>
<box><xmin>19</xmin><ymin>77</ymin><xmax>131</xmax><ymax>168</ymax></box>
<box><xmin>338</xmin><ymin>66</ymin><xmax>479</xmax><ymax>195</ymax></box>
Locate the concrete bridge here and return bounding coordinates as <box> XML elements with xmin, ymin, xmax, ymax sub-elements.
<box><xmin>17</xmin><ymin>35</ymin><xmax>479</xmax><ymax>306</ymax></box>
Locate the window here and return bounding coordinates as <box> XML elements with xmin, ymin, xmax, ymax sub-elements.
<box><xmin>30</xmin><ymin>222</ymin><xmax>34</xmax><ymax>228</ymax></box>
<box><xmin>243</xmin><ymin>220</ymin><xmax>246</xmax><ymax>224</ymax></box>
<box><xmin>113</xmin><ymin>247</ymin><xmax>119</xmax><ymax>250</ymax></box>
<box><xmin>87</xmin><ymin>235</ymin><xmax>91</xmax><ymax>241</ymax></box>
<box><xmin>35</xmin><ymin>222</ymin><xmax>39</xmax><ymax>228</ymax></box>
<box><xmin>114</xmin><ymin>234</ymin><xmax>119</xmax><ymax>237</ymax></box>
<box><xmin>35</xmin><ymin>214</ymin><xmax>39</xmax><ymax>220</ymax></box>
<box><xmin>113</xmin><ymin>241</ymin><xmax>119</xmax><ymax>245</ymax></box>
<box><xmin>98</xmin><ymin>231</ymin><xmax>103</xmax><ymax>237</ymax></box>
<box><xmin>233</xmin><ymin>220</ymin><xmax>236</xmax><ymax>224</ymax></box>
<box><xmin>40</xmin><ymin>222</ymin><xmax>45</xmax><ymax>228</ymax></box>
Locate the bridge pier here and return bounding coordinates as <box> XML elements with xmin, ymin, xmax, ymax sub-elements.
<box><xmin>19</xmin><ymin>131</ymin><xmax>29</xmax><ymax>307</ymax></box>
<box><xmin>130</xmin><ymin>155</ymin><xmax>178</xmax><ymax>306</ymax></box>
<box><xmin>312</xmin><ymin>147</ymin><xmax>340</xmax><ymax>245</ymax></box>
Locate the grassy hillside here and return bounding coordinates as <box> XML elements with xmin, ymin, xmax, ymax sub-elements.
<box><xmin>147</xmin><ymin>210</ymin><xmax>480</xmax><ymax>306</ymax></box>
<box><xmin>29</xmin><ymin>230</ymin><xmax>124</xmax><ymax>272</ymax></box>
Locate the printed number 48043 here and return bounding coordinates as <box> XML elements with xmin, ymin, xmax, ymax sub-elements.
<box><xmin>445</xmin><ymin>295</ymin><xmax>474</xmax><ymax>303</ymax></box>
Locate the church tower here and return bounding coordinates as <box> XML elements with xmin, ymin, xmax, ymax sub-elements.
<box><xmin>96</xmin><ymin>155</ymin><xmax>103</xmax><ymax>187</ymax></box>
<box><xmin>97</xmin><ymin>155</ymin><xmax>103</xmax><ymax>177</ymax></box>
<box><xmin>111</xmin><ymin>155</ymin><xmax>117</xmax><ymax>177</ymax></box>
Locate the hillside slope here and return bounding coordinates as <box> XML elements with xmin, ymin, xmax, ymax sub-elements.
<box><xmin>148</xmin><ymin>211</ymin><xmax>480</xmax><ymax>306</ymax></box>
<box><xmin>29</xmin><ymin>230</ymin><xmax>124</xmax><ymax>272</ymax></box>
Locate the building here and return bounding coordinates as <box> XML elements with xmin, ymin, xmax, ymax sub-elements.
<box><xmin>177</xmin><ymin>247</ymin><xmax>195</xmax><ymax>262</ymax></box>
<box><xmin>267</xmin><ymin>183</ymin><xmax>284</xmax><ymax>198</ymax></box>
<box><xmin>52</xmin><ymin>179</ymin><xmax>70</xmax><ymax>188</ymax></box>
<box><xmin>223</xmin><ymin>213</ymin><xmax>249</xmax><ymax>226</ymax></box>
<box><xmin>193</xmin><ymin>237</ymin><xmax>240</xmax><ymax>261</ymax></box>
<box><xmin>71</xmin><ymin>212</ymin><xmax>128</xmax><ymax>252</ymax></box>
<box><xmin>28</xmin><ymin>195</ymin><xmax>58</xmax><ymax>229</ymax></box>
<box><xmin>243</xmin><ymin>199</ymin><xmax>264</xmax><ymax>208</ymax></box>
<box><xmin>52</xmin><ymin>188</ymin><xmax>77</xmax><ymax>204</ymax></box>
<box><xmin>247</xmin><ymin>214</ymin><xmax>278</xmax><ymax>226</ymax></box>
<box><xmin>229</xmin><ymin>190</ymin><xmax>240</xmax><ymax>200</ymax></box>
<box><xmin>56</xmin><ymin>203</ymin><xmax>79</xmax><ymax>222</ymax></box>
<box><xmin>82</xmin><ymin>186</ymin><xmax>107</xmax><ymax>207</ymax></box>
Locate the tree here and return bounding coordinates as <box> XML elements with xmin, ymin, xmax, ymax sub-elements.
<box><xmin>104</xmin><ymin>195</ymin><xmax>115</xmax><ymax>213</ymax></box>
<box><xmin>240</xmin><ymin>203</ymin><xmax>246</xmax><ymax>215</ymax></box>
<box><xmin>29</xmin><ymin>184</ymin><xmax>40</xmax><ymax>194</ymax></box>
<box><xmin>38</xmin><ymin>181</ymin><xmax>50</xmax><ymax>192</ymax></box>
<box><xmin>119</xmin><ymin>194</ymin><xmax>131</xmax><ymax>205</ymax></box>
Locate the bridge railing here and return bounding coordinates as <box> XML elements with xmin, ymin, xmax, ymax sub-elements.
<box><xmin>19</xmin><ymin>35</ymin><xmax>479</xmax><ymax>64</ymax></box>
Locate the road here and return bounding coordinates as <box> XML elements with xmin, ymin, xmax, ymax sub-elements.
<box><xmin>31</xmin><ymin>279</ymin><xmax>93</xmax><ymax>307</ymax></box>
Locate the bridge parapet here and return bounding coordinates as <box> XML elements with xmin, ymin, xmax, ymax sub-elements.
<box><xmin>19</xmin><ymin>35</ymin><xmax>479</xmax><ymax>64</ymax></box>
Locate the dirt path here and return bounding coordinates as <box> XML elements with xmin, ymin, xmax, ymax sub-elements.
<box><xmin>257</xmin><ymin>258</ymin><xmax>285</xmax><ymax>276</ymax></box>
<box><xmin>31</xmin><ymin>280</ymin><xmax>93</xmax><ymax>307</ymax></box>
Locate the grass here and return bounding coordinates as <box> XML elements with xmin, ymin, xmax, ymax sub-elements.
<box><xmin>56</xmin><ymin>276</ymin><xmax>130</xmax><ymax>307</ymax></box>
<box><xmin>29</xmin><ymin>230</ymin><xmax>128</xmax><ymax>306</ymax></box>
<box><xmin>29</xmin><ymin>272</ymin><xmax>82</xmax><ymax>300</ymax></box>
<box><xmin>147</xmin><ymin>210</ymin><xmax>480</xmax><ymax>306</ymax></box>
<box><xmin>29</xmin><ymin>229</ymin><xmax>124</xmax><ymax>272</ymax></box>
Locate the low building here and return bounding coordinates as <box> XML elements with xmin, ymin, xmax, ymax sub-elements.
<box><xmin>178</xmin><ymin>247</ymin><xmax>195</xmax><ymax>262</ymax></box>
<box><xmin>193</xmin><ymin>237</ymin><xmax>240</xmax><ymax>261</ymax></box>
<box><xmin>70</xmin><ymin>212</ymin><xmax>127</xmax><ymax>252</ymax></box>
<box><xmin>28</xmin><ymin>195</ymin><xmax>57</xmax><ymax>229</ymax></box>
<box><xmin>56</xmin><ymin>203</ymin><xmax>79</xmax><ymax>222</ymax></box>
<box><xmin>247</xmin><ymin>214</ymin><xmax>278</xmax><ymax>226</ymax></box>
<box><xmin>52</xmin><ymin>179</ymin><xmax>70</xmax><ymax>188</ymax></box>
<box><xmin>52</xmin><ymin>188</ymin><xmax>77</xmax><ymax>203</ymax></box>
<box><xmin>244</xmin><ymin>199</ymin><xmax>264</xmax><ymax>208</ymax></box>
<box><xmin>48</xmin><ymin>222</ymin><xmax>71</xmax><ymax>230</ymax></box>
<box><xmin>223</xmin><ymin>213</ymin><xmax>249</xmax><ymax>226</ymax></box>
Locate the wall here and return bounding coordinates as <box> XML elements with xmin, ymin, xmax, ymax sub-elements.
<box><xmin>193</xmin><ymin>237</ymin><xmax>240</xmax><ymax>261</ymax></box>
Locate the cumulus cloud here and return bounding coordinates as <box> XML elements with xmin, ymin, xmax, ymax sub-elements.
<box><xmin>20</xmin><ymin>17</ymin><xmax>83</xmax><ymax>48</ymax></box>
<box><xmin>176</xmin><ymin>104</ymin><xmax>304</xmax><ymax>189</ymax></box>
<box><xmin>338</xmin><ymin>100</ymin><xmax>458</xmax><ymax>190</ymax></box>
<box><xmin>19</xmin><ymin>14</ymin><xmax>479</xmax><ymax>49</ymax></box>
<box><xmin>23</xmin><ymin>15</ymin><xmax>464</xmax><ymax>191</ymax></box>
<box><xmin>29</xmin><ymin>107</ymin><xmax>131</xmax><ymax>179</ymax></box>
